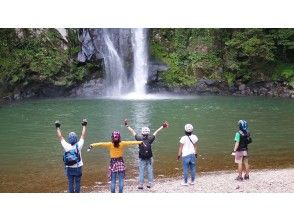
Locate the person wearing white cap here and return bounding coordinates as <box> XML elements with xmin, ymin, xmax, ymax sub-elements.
<box><xmin>177</xmin><ymin>123</ymin><xmax>199</xmax><ymax>186</ymax></box>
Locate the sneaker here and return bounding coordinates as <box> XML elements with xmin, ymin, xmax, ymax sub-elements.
<box><xmin>181</xmin><ymin>182</ymin><xmax>189</xmax><ymax>186</ymax></box>
<box><xmin>189</xmin><ymin>181</ymin><xmax>195</xmax><ymax>185</ymax></box>
<box><xmin>244</xmin><ymin>175</ymin><xmax>249</xmax><ymax>180</ymax></box>
<box><xmin>138</xmin><ymin>186</ymin><xmax>143</xmax><ymax>190</ymax></box>
<box><xmin>235</xmin><ymin>176</ymin><xmax>243</xmax><ymax>181</ymax></box>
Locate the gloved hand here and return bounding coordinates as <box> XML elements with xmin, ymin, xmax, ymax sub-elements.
<box><xmin>195</xmin><ymin>154</ymin><xmax>197</xmax><ymax>158</ymax></box>
<box><xmin>124</xmin><ymin>119</ymin><xmax>128</xmax><ymax>127</ymax></box>
<box><xmin>81</xmin><ymin>119</ymin><xmax>88</xmax><ymax>126</ymax></box>
<box><xmin>87</xmin><ymin>145</ymin><xmax>93</xmax><ymax>152</ymax></box>
<box><xmin>162</xmin><ymin>121</ymin><xmax>169</xmax><ymax>128</ymax></box>
<box><xmin>55</xmin><ymin>120</ymin><xmax>61</xmax><ymax>128</ymax></box>
<box><xmin>177</xmin><ymin>155</ymin><xmax>181</xmax><ymax>161</ymax></box>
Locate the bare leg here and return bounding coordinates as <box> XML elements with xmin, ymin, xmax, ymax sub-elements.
<box><xmin>237</xmin><ymin>163</ymin><xmax>243</xmax><ymax>177</ymax></box>
<box><xmin>244</xmin><ymin>161</ymin><xmax>249</xmax><ymax>176</ymax></box>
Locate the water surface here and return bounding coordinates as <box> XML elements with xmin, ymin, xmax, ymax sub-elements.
<box><xmin>0</xmin><ymin>96</ymin><xmax>293</xmax><ymax>192</ymax></box>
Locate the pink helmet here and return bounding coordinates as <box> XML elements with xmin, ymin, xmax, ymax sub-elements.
<box><xmin>111</xmin><ymin>131</ymin><xmax>121</xmax><ymax>142</ymax></box>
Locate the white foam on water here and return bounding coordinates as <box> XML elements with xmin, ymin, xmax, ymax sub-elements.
<box><xmin>101</xmin><ymin>92</ymin><xmax>198</xmax><ymax>100</ymax></box>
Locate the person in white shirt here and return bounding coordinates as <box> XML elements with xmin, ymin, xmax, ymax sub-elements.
<box><xmin>177</xmin><ymin>124</ymin><xmax>199</xmax><ymax>186</ymax></box>
<box><xmin>55</xmin><ymin>119</ymin><xmax>87</xmax><ymax>193</ymax></box>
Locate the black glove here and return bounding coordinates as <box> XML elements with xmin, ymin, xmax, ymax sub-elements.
<box><xmin>81</xmin><ymin>119</ymin><xmax>88</xmax><ymax>126</ymax></box>
<box><xmin>87</xmin><ymin>145</ymin><xmax>93</xmax><ymax>152</ymax></box>
<box><xmin>55</xmin><ymin>120</ymin><xmax>61</xmax><ymax>128</ymax></box>
<box><xmin>195</xmin><ymin>154</ymin><xmax>197</xmax><ymax>158</ymax></box>
<box><xmin>177</xmin><ymin>155</ymin><xmax>181</xmax><ymax>161</ymax></box>
<box><xmin>124</xmin><ymin>119</ymin><xmax>128</xmax><ymax>127</ymax></box>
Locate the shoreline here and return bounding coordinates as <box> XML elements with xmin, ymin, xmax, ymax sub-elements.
<box><xmin>89</xmin><ymin>168</ymin><xmax>294</xmax><ymax>193</ymax></box>
<box><xmin>1</xmin><ymin>88</ymin><xmax>293</xmax><ymax>105</ymax></box>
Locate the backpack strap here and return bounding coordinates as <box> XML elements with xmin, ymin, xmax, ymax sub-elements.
<box><xmin>187</xmin><ymin>135</ymin><xmax>194</xmax><ymax>145</ymax></box>
<box><xmin>75</xmin><ymin>143</ymin><xmax>80</xmax><ymax>167</ymax></box>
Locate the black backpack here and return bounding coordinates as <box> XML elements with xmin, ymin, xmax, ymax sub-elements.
<box><xmin>139</xmin><ymin>140</ymin><xmax>153</xmax><ymax>159</ymax></box>
<box><xmin>63</xmin><ymin>144</ymin><xmax>81</xmax><ymax>166</ymax></box>
<box><xmin>238</xmin><ymin>131</ymin><xmax>252</xmax><ymax>151</ymax></box>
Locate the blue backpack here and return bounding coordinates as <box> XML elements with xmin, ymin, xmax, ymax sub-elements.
<box><xmin>63</xmin><ymin>144</ymin><xmax>81</xmax><ymax>166</ymax></box>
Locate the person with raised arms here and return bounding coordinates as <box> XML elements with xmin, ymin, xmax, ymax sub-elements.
<box><xmin>88</xmin><ymin>131</ymin><xmax>142</xmax><ymax>193</ymax></box>
<box><xmin>55</xmin><ymin>119</ymin><xmax>87</xmax><ymax>193</ymax></box>
<box><xmin>124</xmin><ymin>119</ymin><xmax>169</xmax><ymax>190</ymax></box>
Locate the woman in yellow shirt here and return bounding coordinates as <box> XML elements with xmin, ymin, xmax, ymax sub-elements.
<box><xmin>88</xmin><ymin>131</ymin><xmax>142</xmax><ymax>193</ymax></box>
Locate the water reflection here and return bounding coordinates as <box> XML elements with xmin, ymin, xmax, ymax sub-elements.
<box><xmin>126</xmin><ymin>101</ymin><xmax>151</xmax><ymax>164</ymax></box>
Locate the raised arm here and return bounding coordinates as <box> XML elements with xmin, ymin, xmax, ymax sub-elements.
<box><xmin>87</xmin><ymin>142</ymin><xmax>112</xmax><ymax>152</ymax></box>
<box><xmin>122</xmin><ymin>141</ymin><xmax>143</xmax><ymax>148</ymax></box>
<box><xmin>80</xmin><ymin>119</ymin><xmax>87</xmax><ymax>140</ymax></box>
<box><xmin>124</xmin><ymin>119</ymin><xmax>137</xmax><ymax>136</ymax></box>
<box><xmin>90</xmin><ymin>142</ymin><xmax>112</xmax><ymax>148</ymax></box>
<box><xmin>55</xmin><ymin>120</ymin><xmax>64</xmax><ymax>141</ymax></box>
<box><xmin>153</xmin><ymin>121</ymin><xmax>169</xmax><ymax>136</ymax></box>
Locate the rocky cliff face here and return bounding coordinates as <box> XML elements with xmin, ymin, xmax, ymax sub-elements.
<box><xmin>77</xmin><ymin>29</ymin><xmax>169</xmax><ymax>90</ymax></box>
<box><xmin>148</xmin><ymin>77</ymin><xmax>294</xmax><ymax>98</ymax></box>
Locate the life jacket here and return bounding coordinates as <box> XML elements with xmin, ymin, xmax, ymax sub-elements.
<box><xmin>237</xmin><ymin>130</ymin><xmax>252</xmax><ymax>151</ymax></box>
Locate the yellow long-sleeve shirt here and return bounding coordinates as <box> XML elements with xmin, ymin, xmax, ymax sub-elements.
<box><xmin>90</xmin><ymin>141</ymin><xmax>142</xmax><ymax>158</ymax></box>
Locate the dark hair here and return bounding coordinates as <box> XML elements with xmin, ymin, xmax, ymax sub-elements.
<box><xmin>113</xmin><ymin>140</ymin><xmax>120</xmax><ymax>148</ymax></box>
<box><xmin>111</xmin><ymin>131</ymin><xmax>121</xmax><ymax>148</ymax></box>
<box><xmin>185</xmin><ymin>131</ymin><xmax>192</xmax><ymax>136</ymax></box>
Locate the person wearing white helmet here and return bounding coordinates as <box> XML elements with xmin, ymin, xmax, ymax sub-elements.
<box><xmin>177</xmin><ymin>123</ymin><xmax>199</xmax><ymax>186</ymax></box>
<box><xmin>55</xmin><ymin>119</ymin><xmax>87</xmax><ymax>193</ymax></box>
<box><xmin>124</xmin><ymin>119</ymin><xmax>169</xmax><ymax>190</ymax></box>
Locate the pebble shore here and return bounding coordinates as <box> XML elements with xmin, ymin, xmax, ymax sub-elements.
<box><xmin>91</xmin><ymin>168</ymin><xmax>294</xmax><ymax>193</ymax></box>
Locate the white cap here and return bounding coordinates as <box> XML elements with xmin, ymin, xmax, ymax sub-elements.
<box><xmin>184</xmin><ymin>124</ymin><xmax>193</xmax><ymax>132</ymax></box>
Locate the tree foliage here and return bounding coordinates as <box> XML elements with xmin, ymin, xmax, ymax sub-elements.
<box><xmin>0</xmin><ymin>28</ymin><xmax>293</xmax><ymax>97</ymax></box>
<box><xmin>0</xmin><ymin>28</ymin><xmax>101</xmax><ymax>97</ymax></box>
<box><xmin>150</xmin><ymin>28</ymin><xmax>294</xmax><ymax>87</ymax></box>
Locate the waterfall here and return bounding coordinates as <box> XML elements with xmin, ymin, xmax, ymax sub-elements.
<box><xmin>131</xmin><ymin>28</ymin><xmax>148</xmax><ymax>96</ymax></box>
<box><xmin>102</xmin><ymin>29</ymin><xmax>129</xmax><ymax>96</ymax></box>
<box><xmin>78</xmin><ymin>28</ymin><xmax>149</xmax><ymax>98</ymax></box>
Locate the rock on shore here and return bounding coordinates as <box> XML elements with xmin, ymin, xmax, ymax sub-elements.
<box><xmin>91</xmin><ymin>168</ymin><xmax>294</xmax><ymax>193</ymax></box>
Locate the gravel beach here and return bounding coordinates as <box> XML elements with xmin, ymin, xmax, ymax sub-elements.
<box><xmin>91</xmin><ymin>168</ymin><xmax>294</xmax><ymax>193</ymax></box>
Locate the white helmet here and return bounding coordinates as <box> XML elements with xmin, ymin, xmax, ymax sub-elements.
<box><xmin>141</xmin><ymin>127</ymin><xmax>150</xmax><ymax>135</ymax></box>
<box><xmin>184</xmin><ymin>124</ymin><xmax>193</xmax><ymax>132</ymax></box>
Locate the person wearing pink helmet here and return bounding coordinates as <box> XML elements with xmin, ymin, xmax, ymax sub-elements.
<box><xmin>88</xmin><ymin>131</ymin><xmax>142</xmax><ymax>193</ymax></box>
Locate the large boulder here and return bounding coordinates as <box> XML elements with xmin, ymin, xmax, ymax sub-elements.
<box><xmin>195</xmin><ymin>78</ymin><xmax>229</xmax><ymax>95</ymax></box>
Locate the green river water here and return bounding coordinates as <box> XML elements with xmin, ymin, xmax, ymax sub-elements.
<box><xmin>0</xmin><ymin>95</ymin><xmax>293</xmax><ymax>192</ymax></box>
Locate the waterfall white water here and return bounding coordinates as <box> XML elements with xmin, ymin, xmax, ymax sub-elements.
<box><xmin>132</xmin><ymin>28</ymin><xmax>148</xmax><ymax>96</ymax></box>
<box><xmin>102</xmin><ymin>29</ymin><xmax>128</xmax><ymax>96</ymax></box>
<box><xmin>86</xmin><ymin>28</ymin><xmax>149</xmax><ymax>98</ymax></box>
